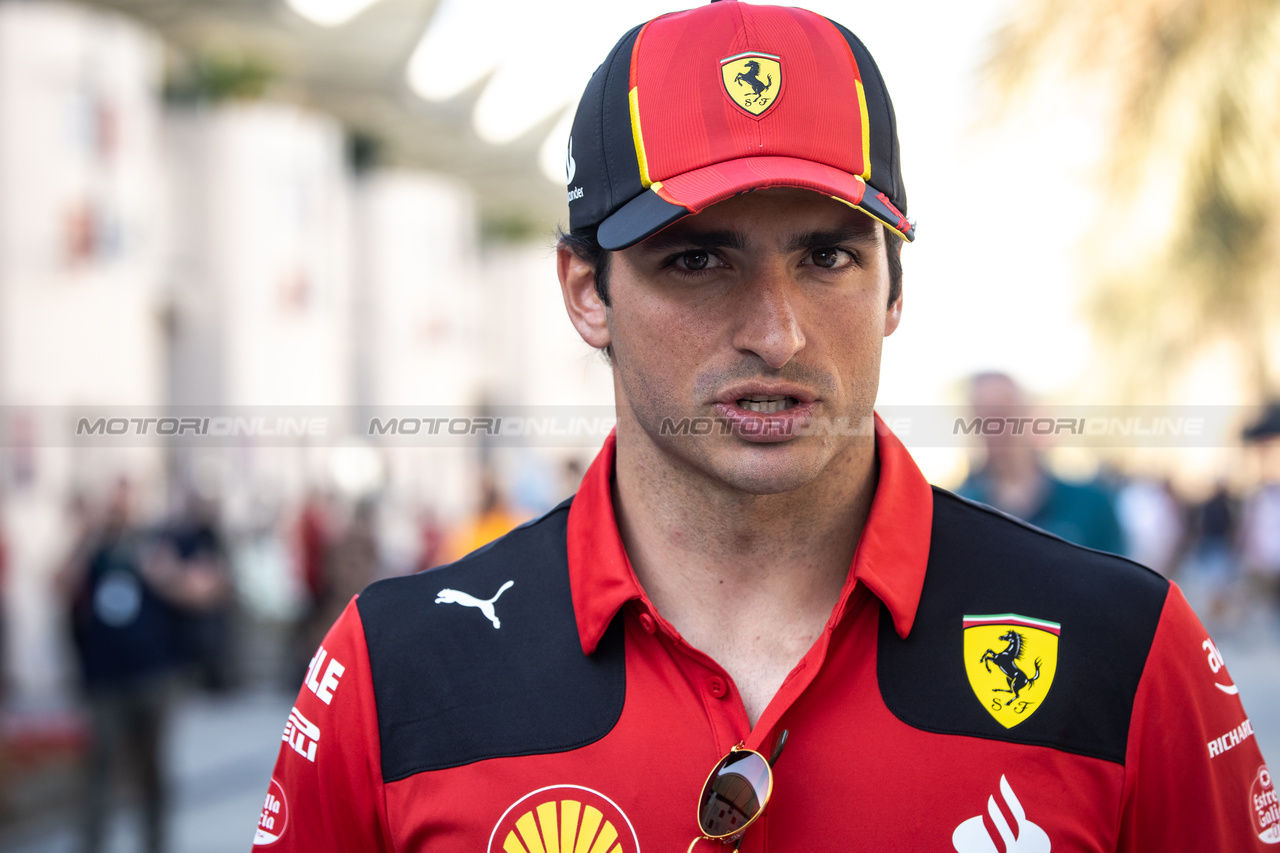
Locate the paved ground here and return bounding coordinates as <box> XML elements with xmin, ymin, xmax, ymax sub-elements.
<box><xmin>1</xmin><ymin>689</ymin><xmax>292</xmax><ymax>853</ymax></box>
<box><xmin>3</xmin><ymin>616</ymin><xmax>1279</xmax><ymax>851</ymax></box>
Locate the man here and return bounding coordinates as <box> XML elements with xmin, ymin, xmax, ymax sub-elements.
<box><xmin>958</xmin><ymin>371</ymin><xmax>1127</xmax><ymax>554</ymax></box>
<box><xmin>257</xmin><ymin>2</ymin><xmax>1273</xmax><ymax>850</ymax></box>
<box><xmin>61</xmin><ymin>481</ymin><xmax>176</xmax><ymax>853</ymax></box>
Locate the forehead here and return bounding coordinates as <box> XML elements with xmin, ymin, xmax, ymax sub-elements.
<box><xmin>635</xmin><ymin>188</ymin><xmax>881</xmax><ymax>251</ymax></box>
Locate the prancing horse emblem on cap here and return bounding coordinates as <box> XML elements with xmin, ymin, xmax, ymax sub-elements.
<box><xmin>721</xmin><ymin>52</ymin><xmax>782</xmax><ymax>117</ymax></box>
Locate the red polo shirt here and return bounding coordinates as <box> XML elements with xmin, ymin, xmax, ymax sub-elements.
<box><xmin>256</xmin><ymin>426</ymin><xmax>1274</xmax><ymax>851</ymax></box>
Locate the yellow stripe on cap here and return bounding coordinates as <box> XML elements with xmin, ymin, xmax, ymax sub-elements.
<box><xmin>830</xmin><ymin>195</ymin><xmax>910</xmax><ymax>241</ymax></box>
<box><xmin>628</xmin><ymin>87</ymin><xmax>653</xmax><ymax>188</ymax></box>
<box><xmin>854</xmin><ymin>79</ymin><xmax>871</xmax><ymax>181</ymax></box>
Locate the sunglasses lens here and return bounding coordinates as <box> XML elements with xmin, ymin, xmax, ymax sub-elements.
<box><xmin>698</xmin><ymin>750</ymin><xmax>772</xmax><ymax>837</ymax></box>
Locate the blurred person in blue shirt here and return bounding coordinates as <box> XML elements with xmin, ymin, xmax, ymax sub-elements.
<box><xmin>60</xmin><ymin>479</ymin><xmax>177</xmax><ymax>853</ymax></box>
<box><xmin>958</xmin><ymin>371</ymin><xmax>1126</xmax><ymax>555</ymax></box>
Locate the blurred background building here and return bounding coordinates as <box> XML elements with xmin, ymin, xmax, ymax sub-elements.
<box><xmin>0</xmin><ymin>0</ymin><xmax>1277</xmax><ymax>849</ymax></box>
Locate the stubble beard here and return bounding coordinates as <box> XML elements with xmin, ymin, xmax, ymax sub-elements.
<box><xmin>614</xmin><ymin>376</ymin><xmax>878</xmax><ymax>502</ymax></box>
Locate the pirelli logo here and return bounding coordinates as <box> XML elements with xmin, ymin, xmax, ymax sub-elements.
<box><xmin>282</xmin><ymin>706</ymin><xmax>320</xmax><ymax>763</ymax></box>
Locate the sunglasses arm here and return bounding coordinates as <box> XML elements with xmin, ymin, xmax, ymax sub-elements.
<box><xmin>688</xmin><ymin>836</ymin><xmax>743</xmax><ymax>853</ymax></box>
<box><xmin>769</xmin><ymin>729</ymin><xmax>789</xmax><ymax>766</ymax></box>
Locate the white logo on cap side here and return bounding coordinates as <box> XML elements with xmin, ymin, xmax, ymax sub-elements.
<box><xmin>566</xmin><ymin>137</ymin><xmax>576</xmax><ymax>184</ymax></box>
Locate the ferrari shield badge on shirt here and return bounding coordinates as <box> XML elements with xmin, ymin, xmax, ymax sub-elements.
<box><xmin>963</xmin><ymin>614</ymin><xmax>1060</xmax><ymax>729</ymax></box>
<box><xmin>720</xmin><ymin>52</ymin><xmax>782</xmax><ymax>117</ymax></box>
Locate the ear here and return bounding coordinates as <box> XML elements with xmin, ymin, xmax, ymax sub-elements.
<box><xmin>557</xmin><ymin>246</ymin><xmax>611</xmax><ymax>350</ymax></box>
<box><xmin>884</xmin><ymin>290</ymin><xmax>903</xmax><ymax>338</ymax></box>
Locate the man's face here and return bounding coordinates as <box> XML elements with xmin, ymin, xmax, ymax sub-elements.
<box><xmin>969</xmin><ymin>373</ymin><xmax>1037</xmax><ymax>459</ymax></box>
<box><xmin>569</xmin><ymin>187</ymin><xmax>902</xmax><ymax>496</ymax></box>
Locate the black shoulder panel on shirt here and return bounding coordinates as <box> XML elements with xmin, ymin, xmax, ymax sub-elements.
<box><xmin>357</xmin><ymin>499</ymin><xmax>625</xmax><ymax>782</ymax></box>
<box><xmin>877</xmin><ymin>488</ymin><xmax>1170</xmax><ymax>764</ymax></box>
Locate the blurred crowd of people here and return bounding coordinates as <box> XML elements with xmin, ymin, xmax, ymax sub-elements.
<box><xmin>1098</xmin><ymin>473</ymin><xmax>1277</xmax><ymax>633</ymax></box>
<box><xmin>960</xmin><ymin>373</ymin><xmax>1280</xmax><ymax>639</ymax></box>
<box><xmin>52</xmin><ymin>480</ymin><xmax>233</xmax><ymax>853</ymax></box>
<box><xmin>0</xmin><ymin>456</ymin><xmax>576</xmax><ymax>851</ymax></box>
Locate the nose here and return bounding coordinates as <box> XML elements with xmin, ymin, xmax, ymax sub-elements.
<box><xmin>730</xmin><ymin>265</ymin><xmax>806</xmax><ymax>369</ymax></box>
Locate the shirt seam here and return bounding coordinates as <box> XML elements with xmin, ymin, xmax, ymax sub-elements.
<box><xmin>1114</xmin><ymin>584</ymin><xmax>1172</xmax><ymax>839</ymax></box>
<box><xmin>352</xmin><ymin>598</ymin><xmax>398</xmax><ymax>852</ymax></box>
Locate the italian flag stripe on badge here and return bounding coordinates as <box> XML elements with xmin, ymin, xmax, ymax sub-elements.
<box><xmin>963</xmin><ymin>614</ymin><xmax>1061</xmax><ymax>636</ymax></box>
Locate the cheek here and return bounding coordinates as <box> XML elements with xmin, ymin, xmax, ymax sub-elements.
<box><xmin>608</xmin><ymin>298</ymin><xmax>736</xmax><ymax>430</ymax></box>
<box><xmin>609</xmin><ymin>290</ymin><xmax>723</xmax><ymax>366</ymax></box>
<box><xmin>806</xmin><ymin>294</ymin><xmax>891</xmax><ymax>389</ymax></box>
<box><xmin>813</xmin><ymin>288</ymin><xmax>891</xmax><ymax>343</ymax></box>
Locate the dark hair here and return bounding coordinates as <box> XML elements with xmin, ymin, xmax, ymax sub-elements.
<box><xmin>557</xmin><ymin>223</ymin><xmax>903</xmax><ymax>309</ymax></box>
<box><xmin>883</xmin><ymin>226</ymin><xmax>903</xmax><ymax>307</ymax></box>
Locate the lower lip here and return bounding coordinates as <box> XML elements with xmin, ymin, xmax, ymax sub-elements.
<box><xmin>712</xmin><ymin>401</ymin><xmax>817</xmax><ymax>444</ymax></box>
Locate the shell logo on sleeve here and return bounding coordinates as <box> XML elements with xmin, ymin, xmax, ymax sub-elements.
<box><xmin>963</xmin><ymin>614</ymin><xmax>1060</xmax><ymax>729</ymax></box>
<box><xmin>489</xmin><ymin>785</ymin><xmax>640</xmax><ymax>853</ymax></box>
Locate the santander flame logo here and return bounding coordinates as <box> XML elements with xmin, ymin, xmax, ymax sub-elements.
<box><xmin>952</xmin><ymin>775</ymin><xmax>1051</xmax><ymax>852</ymax></box>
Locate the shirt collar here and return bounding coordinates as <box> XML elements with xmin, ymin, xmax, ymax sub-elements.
<box><xmin>566</xmin><ymin>415</ymin><xmax>934</xmax><ymax>655</ymax></box>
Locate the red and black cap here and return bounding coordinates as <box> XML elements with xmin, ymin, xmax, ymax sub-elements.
<box><xmin>565</xmin><ymin>0</ymin><xmax>914</xmax><ymax>251</ymax></box>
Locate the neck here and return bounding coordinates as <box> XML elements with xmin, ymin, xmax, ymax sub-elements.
<box><xmin>611</xmin><ymin>420</ymin><xmax>879</xmax><ymax>725</ymax></box>
<box><xmin>615</xmin><ymin>442</ymin><xmax>876</xmax><ymax>581</ymax></box>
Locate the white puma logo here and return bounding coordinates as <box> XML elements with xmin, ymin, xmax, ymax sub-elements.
<box><xmin>952</xmin><ymin>775</ymin><xmax>1051</xmax><ymax>852</ymax></box>
<box><xmin>435</xmin><ymin>580</ymin><xmax>515</xmax><ymax>629</ymax></box>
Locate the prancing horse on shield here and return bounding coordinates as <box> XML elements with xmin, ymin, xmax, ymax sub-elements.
<box><xmin>979</xmin><ymin>630</ymin><xmax>1042</xmax><ymax>705</ymax></box>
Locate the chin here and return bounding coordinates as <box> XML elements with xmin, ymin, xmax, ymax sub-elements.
<box><xmin>699</xmin><ymin>443</ymin><xmax>832</xmax><ymax>496</ymax></box>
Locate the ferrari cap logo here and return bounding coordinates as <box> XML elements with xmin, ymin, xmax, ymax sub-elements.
<box><xmin>720</xmin><ymin>52</ymin><xmax>782</xmax><ymax>117</ymax></box>
<box><xmin>963</xmin><ymin>614</ymin><xmax>1060</xmax><ymax>729</ymax></box>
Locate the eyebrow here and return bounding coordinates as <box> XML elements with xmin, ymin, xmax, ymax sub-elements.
<box><xmin>636</xmin><ymin>224</ymin><xmax>880</xmax><ymax>256</ymax></box>
<box><xmin>783</xmin><ymin>227</ymin><xmax>879</xmax><ymax>253</ymax></box>
<box><xmin>634</xmin><ymin>229</ymin><xmax>747</xmax><ymax>254</ymax></box>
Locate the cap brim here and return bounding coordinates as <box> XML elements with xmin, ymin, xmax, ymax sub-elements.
<box><xmin>597</xmin><ymin>156</ymin><xmax>915</xmax><ymax>250</ymax></box>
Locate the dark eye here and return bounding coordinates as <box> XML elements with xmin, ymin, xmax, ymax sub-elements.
<box><xmin>676</xmin><ymin>251</ymin><xmax>712</xmax><ymax>271</ymax></box>
<box><xmin>810</xmin><ymin>248</ymin><xmax>848</xmax><ymax>269</ymax></box>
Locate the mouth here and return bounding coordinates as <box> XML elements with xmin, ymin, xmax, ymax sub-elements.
<box><xmin>718</xmin><ymin>382</ymin><xmax>816</xmax><ymax>411</ymax></box>
<box><xmin>736</xmin><ymin>395</ymin><xmax>800</xmax><ymax>414</ymax></box>
<box><xmin>711</xmin><ymin>386</ymin><xmax>819</xmax><ymax>443</ymax></box>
